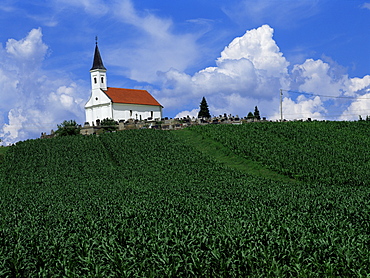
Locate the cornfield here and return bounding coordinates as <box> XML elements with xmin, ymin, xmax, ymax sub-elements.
<box><xmin>0</xmin><ymin>124</ymin><xmax>369</xmax><ymax>277</ymax></box>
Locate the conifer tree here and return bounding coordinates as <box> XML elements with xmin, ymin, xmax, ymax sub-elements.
<box><xmin>254</xmin><ymin>106</ymin><xmax>261</xmax><ymax>120</ymax></box>
<box><xmin>198</xmin><ymin>97</ymin><xmax>211</xmax><ymax>118</ymax></box>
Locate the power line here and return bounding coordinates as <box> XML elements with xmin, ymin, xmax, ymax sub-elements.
<box><xmin>282</xmin><ymin>89</ymin><xmax>370</xmax><ymax>100</ymax></box>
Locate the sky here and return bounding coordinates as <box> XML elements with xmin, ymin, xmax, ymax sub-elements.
<box><xmin>0</xmin><ymin>0</ymin><xmax>369</xmax><ymax>145</ymax></box>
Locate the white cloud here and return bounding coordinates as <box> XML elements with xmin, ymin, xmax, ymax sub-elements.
<box><xmin>157</xmin><ymin>25</ymin><xmax>290</xmax><ymax>118</ymax></box>
<box><xmin>291</xmin><ymin>59</ymin><xmax>350</xmax><ymax>97</ymax></box>
<box><xmin>105</xmin><ymin>0</ymin><xmax>201</xmax><ymax>82</ymax></box>
<box><xmin>340</xmin><ymin>90</ymin><xmax>370</xmax><ymax>121</ymax></box>
<box><xmin>6</xmin><ymin>28</ymin><xmax>48</xmax><ymax>66</ymax></box>
<box><xmin>223</xmin><ymin>0</ymin><xmax>322</xmax><ymax>28</ymax></box>
<box><xmin>289</xmin><ymin>58</ymin><xmax>370</xmax><ymax>120</ymax></box>
<box><xmin>347</xmin><ymin>76</ymin><xmax>370</xmax><ymax>96</ymax></box>
<box><xmin>0</xmin><ymin>29</ymin><xmax>87</xmax><ymax>145</ymax></box>
<box><xmin>0</xmin><ymin>67</ymin><xmax>18</xmax><ymax>110</ymax></box>
<box><xmin>154</xmin><ymin>24</ymin><xmax>370</xmax><ymax>122</ymax></box>
<box><xmin>27</xmin><ymin>14</ymin><xmax>59</xmax><ymax>27</ymax></box>
<box><xmin>55</xmin><ymin>0</ymin><xmax>109</xmax><ymax>15</ymax></box>
<box><xmin>114</xmin><ymin>0</ymin><xmax>172</xmax><ymax>37</ymax></box>
<box><xmin>1</xmin><ymin>109</ymin><xmax>28</xmax><ymax>143</ymax></box>
<box><xmin>271</xmin><ymin>95</ymin><xmax>327</xmax><ymax>121</ymax></box>
<box><xmin>0</xmin><ymin>0</ymin><xmax>16</xmax><ymax>12</ymax></box>
<box><xmin>175</xmin><ymin>109</ymin><xmax>199</xmax><ymax>119</ymax></box>
<box><xmin>48</xmin><ymin>84</ymin><xmax>84</xmax><ymax>109</ymax></box>
<box><xmin>362</xmin><ymin>3</ymin><xmax>370</xmax><ymax>10</ymax></box>
<box><xmin>218</xmin><ymin>25</ymin><xmax>289</xmax><ymax>78</ymax></box>
<box><xmin>44</xmin><ymin>0</ymin><xmax>208</xmax><ymax>84</ymax></box>
<box><xmin>209</xmin><ymin>94</ymin><xmax>260</xmax><ymax>118</ymax></box>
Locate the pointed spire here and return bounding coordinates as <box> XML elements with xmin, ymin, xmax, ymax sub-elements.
<box><xmin>90</xmin><ymin>38</ymin><xmax>106</xmax><ymax>71</ymax></box>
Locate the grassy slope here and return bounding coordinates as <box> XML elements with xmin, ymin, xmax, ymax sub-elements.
<box><xmin>173</xmin><ymin>128</ymin><xmax>297</xmax><ymax>184</ymax></box>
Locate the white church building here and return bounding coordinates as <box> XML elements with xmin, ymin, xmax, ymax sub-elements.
<box><xmin>85</xmin><ymin>43</ymin><xmax>163</xmax><ymax>125</ymax></box>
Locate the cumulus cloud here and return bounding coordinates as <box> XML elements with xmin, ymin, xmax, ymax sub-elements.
<box><xmin>175</xmin><ymin>109</ymin><xmax>199</xmax><ymax>119</ymax></box>
<box><xmin>290</xmin><ymin>59</ymin><xmax>370</xmax><ymax>120</ymax></box>
<box><xmin>270</xmin><ymin>95</ymin><xmax>327</xmax><ymax>121</ymax></box>
<box><xmin>0</xmin><ymin>28</ymin><xmax>87</xmax><ymax>145</ymax></box>
<box><xmin>291</xmin><ymin>59</ymin><xmax>350</xmax><ymax>97</ymax></box>
<box><xmin>157</xmin><ymin>25</ymin><xmax>290</xmax><ymax>118</ymax></box>
<box><xmin>7</xmin><ymin>28</ymin><xmax>47</xmax><ymax>60</ymax></box>
<box><xmin>1</xmin><ymin>109</ymin><xmax>28</xmax><ymax>143</ymax></box>
<box><xmin>154</xmin><ymin>24</ymin><xmax>370</xmax><ymax>122</ymax></box>
<box><xmin>339</xmin><ymin>88</ymin><xmax>370</xmax><ymax>121</ymax></box>
<box><xmin>218</xmin><ymin>25</ymin><xmax>289</xmax><ymax>78</ymax></box>
<box><xmin>347</xmin><ymin>76</ymin><xmax>370</xmax><ymax>96</ymax></box>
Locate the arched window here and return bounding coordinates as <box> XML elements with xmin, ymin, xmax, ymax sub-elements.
<box><xmin>94</xmin><ymin>77</ymin><xmax>97</xmax><ymax>84</ymax></box>
<box><xmin>101</xmin><ymin>77</ymin><xmax>104</xmax><ymax>83</ymax></box>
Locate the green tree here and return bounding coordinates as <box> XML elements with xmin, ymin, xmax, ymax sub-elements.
<box><xmin>198</xmin><ymin>97</ymin><xmax>211</xmax><ymax>118</ymax></box>
<box><xmin>100</xmin><ymin>118</ymin><xmax>118</xmax><ymax>132</ymax></box>
<box><xmin>247</xmin><ymin>112</ymin><xmax>254</xmax><ymax>120</ymax></box>
<box><xmin>254</xmin><ymin>106</ymin><xmax>261</xmax><ymax>120</ymax></box>
<box><xmin>55</xmin><ymin>120</ymin><xmax>80</xmax><ymax>136</ymax></box>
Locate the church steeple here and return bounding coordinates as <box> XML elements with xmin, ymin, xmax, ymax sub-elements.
<box><xmin>90</xmin><ymin>39</ymin><xmax>106</xmax><ymax>71</ymax></box>
<box><xmin>90</xmin><ymin>38</ymin><xmax>107</xmax><ymax>91</ymax></box>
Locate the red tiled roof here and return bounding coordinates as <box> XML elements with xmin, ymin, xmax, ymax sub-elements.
<box><xmin>104</xmin><ymin>87</ymin><xmax>162</xmax><ymax>107</ymax></box>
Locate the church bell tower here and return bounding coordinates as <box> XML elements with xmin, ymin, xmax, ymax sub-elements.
<box><xmin>90</xmin><ymin>39</ymin><xmax>107</xmax><ymax>91</ymax></box>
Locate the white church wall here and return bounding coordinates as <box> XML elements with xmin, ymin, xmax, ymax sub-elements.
<box><xmin>85</xmin><ymin>89</ymin><xmax>111</xmax><ymax>108</ymax></box>
<box><xmin>85</xmin><ymin>103</ymin><xmax>112</xmax><ymax>125</ymax></box>
<box><xmin>113</xmin><ymin>103</ymin><xmax>162</xmax><ymax>121</ymax></box>
<box><xmin>85</xmin><ymin>88</ymin><xmax>112</xmax><ymax>125</ymax></box>
<box><xmin>85</xmin><ymin>107</ymin><xmax>93</xmax><ymax>124</ymax></box>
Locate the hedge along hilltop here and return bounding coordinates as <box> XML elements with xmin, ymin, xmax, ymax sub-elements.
<box><xmin>41</xmin><ymin>113</ymin><xmax>266</xmax><ymax>138</ymax></box>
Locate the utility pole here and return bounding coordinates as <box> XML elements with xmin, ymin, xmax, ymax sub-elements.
<box><xmin>280</xmin><ymin>89</ymin><xmax>283</xmax><ymax>122</ymax></box>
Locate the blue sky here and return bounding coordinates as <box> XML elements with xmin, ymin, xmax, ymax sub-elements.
<box><xmin>0</xmin><ymin>0</ymin><xmax>369</xmax><ymax>144</ymax></box>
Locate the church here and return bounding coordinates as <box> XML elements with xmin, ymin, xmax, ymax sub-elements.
<box><xmin>85</xmin><ymin>43</ymin><xmax>163</xmax><ymax>126</ymax></box>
